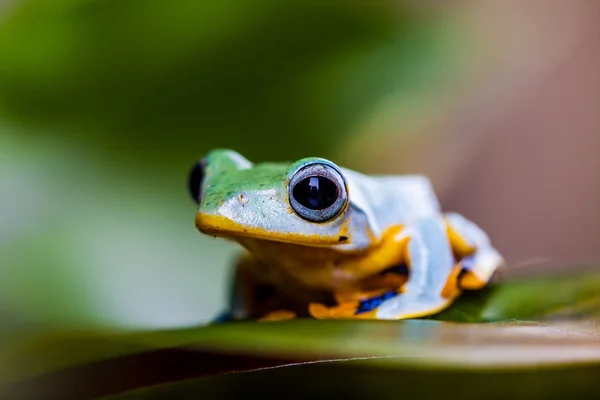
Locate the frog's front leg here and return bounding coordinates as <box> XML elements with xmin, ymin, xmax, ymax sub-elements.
<box><xmin>220</xmin><ymin>253</ymin><xmax>298</xmax><ymax>322</ymax></box>
<box><xmin>374</xmin><ymin>217</ymin><xmax>459</xmax><ymax>319</ymax></box>
<box><xmin>444</xmin><ymin>212</ymin><xmax>505</xmax><ymax>290</ymax></box>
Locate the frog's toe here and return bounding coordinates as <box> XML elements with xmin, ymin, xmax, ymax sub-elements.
<box><xmin>309</xmin><ymin>301</ymin><xmax>363</xmax><ymax>319</ymax></box>
<box><xmin>374</xmin><ymin>292</ymin><xmax>454</xmax><ymax>320</ymax></box>
<box><xmin>444</xmin><ymin>213</ymin><xmax>504</xmax><ymax>289</ymax></box>
<box><xmin>459</xmin><ymin>269</ymin><xmax>487</xmax><ymax>290</ymax></box>
<box><xmin>308</xmin><ymin>303</ymin><xmax>332</xmax><ymax>319</ymax></box>
<box><xmin>259</xmin><ymin>310</ymin><xmax>297</xmax><ymax>321</ymax></box>
<box><xmin>458</xmin><ymin>252</ymin><xmax>504</xmax><ymax>290</ymax></box>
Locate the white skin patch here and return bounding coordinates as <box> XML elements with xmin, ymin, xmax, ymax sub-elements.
<box><xmin>217</xmin><ymin>198</ymin><xmax>238</xmax><ymax>220</ymax></box>
<box><xmin>218</xmin><ymin>189</ymin><xmax>278</xmax><ymax>219</ymax></box>
<box><xmin>257</xmin><ymin>188</ymin><xmax>277</xmax><ymax>197</ymax></box>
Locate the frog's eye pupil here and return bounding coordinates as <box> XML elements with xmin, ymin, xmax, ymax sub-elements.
<box><xmin>293</xmin><ymin>176</ymin><xmax>338</xmax><ymax>210</ymax></box>
<box><xmin>289</xmin><ymin>162</ymin><xmax>347</xmax><ymax>223</ymax></box>
<box><xmin>188</xmin><ymin>159</ymin><xmax>205</xmax><ymax>204</ymax></box>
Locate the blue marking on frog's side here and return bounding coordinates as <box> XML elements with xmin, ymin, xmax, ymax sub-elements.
<box><xmin>355</xmin><ymin>291</ymin><xmax>399</xmax><ymax>314</ymax></box>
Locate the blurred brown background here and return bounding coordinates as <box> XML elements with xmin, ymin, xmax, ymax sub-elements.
<box><xmin>340</xmin><ymin>1</ymin><xmax>600</xmax><ymax>270</ymax></box>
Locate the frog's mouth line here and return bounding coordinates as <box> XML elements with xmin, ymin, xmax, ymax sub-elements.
<box><xmin>195</xmin><ymin>213</ymin><xmax>348</xmax><ymax>247</ymax></box>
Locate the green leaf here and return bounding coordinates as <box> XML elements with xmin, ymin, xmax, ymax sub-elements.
<box><xmin>430</xmin><ymin>267</ymin><xmax>600</xmax><ymax>322</ymax></box>
<box><xmin>104</xmin><ymin>357</ymin><xmax>600</xmax><ymax>400</ymax></box>
<box><xmin>2</xmin><ymin>268</ymin><xmax>600</xmax><ymax>399</ymax></box>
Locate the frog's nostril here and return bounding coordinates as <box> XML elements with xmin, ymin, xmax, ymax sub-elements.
<box><xmin>237</xmin><ymin>193</ymin><xmax>249</xmax><ymax>204</ymax></box>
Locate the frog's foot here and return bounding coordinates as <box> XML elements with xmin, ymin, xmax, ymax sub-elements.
<box><xmin>373</xmin><ymin>291</ymin><xmax>455</xmax><ymax>320</ymax></box>
<box><xmin>259</xmin><ymin>309</ymin><xmax>297</xmax><ymax>321</ymax></box>
<box><xmin>444</xmin><ymin>212</ymin><xmax>505</xmax><ymax>290</ymax></box>
<box><xmin>459</xmin><ymin>259</ymin><xmax>491</xmax><ymax>290</ymax></box>
<box><xmin>309</xmin><ymin>302</ymin><xmax>362</xmax><ymax>319</ymax></box>
<box><xmin>309</xmin><ymin>289</ymin><xmax>402</xmax><ymax>320</ymax></box>
<box><xmin>312</xmin><ymin>291</ymin><xmax>458</xmax><ymax>321</ymax></box>
<box><xmin>367</xmin><ymin>217</ymin><xmax>463</xmax><ymax>320</ymax></box>
<box><xmin>374</xmin><ymin>262</ymin><xmax>465</xmax><ymax>319</ymax></box>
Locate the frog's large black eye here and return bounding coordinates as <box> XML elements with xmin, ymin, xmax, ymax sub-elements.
<box><xmin>289</xmin><ymin>162</ymin><xmax>348</xmax><ymax>222</ymax></box>
<box><xmin>188</xmin><ymin>159</ymin><xmax>206</xmax><ymax>204</ymax></box>
<box><xmin>293</xmin><ymin>177</ymin><xmax>338</xmax><ymax>210</ymax></box>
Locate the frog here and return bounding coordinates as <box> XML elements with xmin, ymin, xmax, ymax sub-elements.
<box><xmin>188</xmin><ymin>149</ymin><xmax>504</xmax><ymax>321</ymax></box>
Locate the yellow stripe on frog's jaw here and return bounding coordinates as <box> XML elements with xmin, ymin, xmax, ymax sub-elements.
<box><xmin>195</xmin><ymin>212</ymin><xmax>349</xmax><ymax>246</ymax></box>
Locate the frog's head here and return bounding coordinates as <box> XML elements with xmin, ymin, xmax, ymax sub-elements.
<box><xmin>188</xmin><ymin>149</ymin><xmax>374</xmax><ymax>249</ymax></box>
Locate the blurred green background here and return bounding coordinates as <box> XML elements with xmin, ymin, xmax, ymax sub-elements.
<box><xmin>2</xmin><ymin>0</ymin><xmax>600</xmax><ymax>337</ymax></box>
<box><xmin>0</xmin><ymin>0</ymin><xmax>464</xmax><ymax>331</ymax></box>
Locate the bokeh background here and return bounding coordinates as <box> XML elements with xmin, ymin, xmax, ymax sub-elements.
<box><xmin>1</xmin><ymin>0</ymin><xmax>600</xmax><ymax>335</ymax></box>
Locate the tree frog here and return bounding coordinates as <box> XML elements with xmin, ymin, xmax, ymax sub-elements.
<box><xmin>188</xmin><ymin>149</ymin><xmax>504</xmax><ymax>321</ymax></box>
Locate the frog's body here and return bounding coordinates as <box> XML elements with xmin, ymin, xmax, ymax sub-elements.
<box><xmin>190</xmin><ymin>149</ymin><xmax>504</xmax><ymax>321</ymax></box>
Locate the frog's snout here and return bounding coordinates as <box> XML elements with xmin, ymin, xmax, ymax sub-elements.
<box><xmin>194</xmin><ymin>212</ymin><xmax>211</xmax><ymax>233</ymax></box>
<box><xmin>195</xmin><ymin>210</ymin><xmax>238</xmax><ymax>235</ymax></box>
<box><xmin>194</xmin><ymin>190</ymin><xmax>262</xmax><ymax>235</ymax></box>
